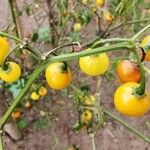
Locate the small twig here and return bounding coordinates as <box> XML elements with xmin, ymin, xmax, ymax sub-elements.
<box><xmin>0</xmin><ymin>130</ymin><xmax>4</xmax><ymax>150</ymax></box>
<box><xmin>77</xmin><ymin>0</ymin><xmax>102</xmax><ymax>33</ymax></box>
<box><xmin>8</xmin><ymin>0</ymin><xmax>22</xmax><ymax>38</ymax></box>
<box><xmin>91</xmin><ymin>38</ymin><xmax>130</xmax><ymax>48</ymax></box>
<box><xmin>108</xmin><ymin>18</ymin><xmax>150</xmax><ymax>33</ymax></box>
<box><xmin>101</xmin><ymin>16</ymin><xmax>117</xmax><ymax>38</ymax></box>
<box><xmin>132</xmin><ymin>23</ymin><xmax>150</xmax><ymax>40</ymax></box>
<box><xmin>46</xmin><ymin>114</ymin><xmax>59</xmax><ymax>150</ymax></box>
<box><xmin>136</xmin><ymin>41</ymin><xmax>146</xmax><ymax>62</ymax></box>
<box><xmin>144</xmin><ymin>66</ymin><xmax>150</xmax><ymax>74</ymax></box>
<box><xmin>0</xmin><ymin>32</ymin><xmax>22</xmax><ymax>43</ymax></box>
<box><xmin>103</xmin><ymin>108</ymin><xmax>150</xmax><ymax>144</ymax></box>
<box><xmin>90</xmin><ymin>133</ymin><xmax>96</xmax><ymax>150</ymax></box>
<box><xmin>43</xmin><ymin>42</ymin><xmax>81</xmax><ymax>58</ymax></box>
<box><xmin>58</xmin><ymin>2</ymin><xmax>78</xmax><ymax>37</ymax></box>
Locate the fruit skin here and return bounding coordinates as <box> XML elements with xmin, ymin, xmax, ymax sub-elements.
<box><xmin>31</xmin><ymin>92</ymin><xmax>40</xmax><ymax>100</ymax></box>
<box><xmin>0</xmin><ymin>62</ymin><xmax>21</xmax><ymax>83</ymax></box>
<box><xmin>11</xmin><ymin>111</ymin><xmax>21</xmax><ymax>119</ymax></box>
<box><xmin>103</xmin><ymin>11</ymin><xmax>114</xmax><ymax>22</ymax></box>
<box><xmin>79</xmin><ymin>53</ymin><xmax>109</xmax><ymax>76</ymax></box>
<box><xmin>114</xmin><ymin>82</ymin><xmax>150</xmax><ymax>117</ymax></box>
<box><xmin>96</xmin><ymin>0</ymin><xmax>105</xmax><ymax>7</ymax></box>
<box><xmin>0</xmin><ymin>37</ymin><xmax>9</xmax><ymax>64</ymax></box>
<box><xmin>73</xmin><ymin>23</ymin><xmax>82</xmax><ymax>31</ymax></box>
<box><xmin>38</xmin><ymin>86</ymin><xmax>48</xmax><ymax>96</ymax></box>
<box><xmin>117</xmin><ymin>60</ymin><xmax>141</xmax><ymax>83</ymax></box>
<box><xmin>141</xmin><ymin>35</ymin><xmax>150</xmax><ymax>61</ymax></box>
<box><xmin>45</xmin><ymin>62</ymin><xmax>72</xmax><ymax>90</ymax></box>
<box><xmin>80</xmin><ymin>110</ymin><xmax>92</xmax><ymax>126</ymax></box>
<box><xmin>81</xmin><ymin>95</ymin><xmax>96</xmax><ymax>106</ymax></box>
<box><xmin>25</xmin><ymin>101</ymin><xmax>32</xmax><ymax>109</ymax></box>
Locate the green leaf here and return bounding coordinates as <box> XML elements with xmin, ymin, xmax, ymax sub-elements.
<box><xmin>32</xmin><ymin>32</ymin><xmax>39</xmax><ymax>42</ymax></box>
<box><xmin>112</xmin><ymin>59</ymin><xmax>121</xmax><ymax>70</ymax></box>
<box><xmin>72</xmin><ymin>121</ymin><xmax>82</xmax><ymax>131</ymax></box>
<box><xmin>38</xmin><ymin>26</ymin><xmax>51</xmax><ymax>43</ymax></box>
<box><xmin>69</xmin><ymin>32</ymin><xmax>81</xmax><ymax>41</ymax></box>
<box><xmin>80</xmin><ymin>83</ymin><xmax>89</xmax><ymax>92</ymax></box>
<box><xmin>79</xmin><ymin>10</ymin><xmax>92</xmax><ymax>26</ymax></box>
<box><xmin>129</xmin><ymin>52</ymin><xmax>138</xmax><ymax>62</ymax></box>
<box><xmin>105</xmin><ymin>71</ymin><xmax>114</xmax><ymax>81</ymax></box>
<box><xmin>17</xmin><ymin>119</ymin><xmax>28</xmax><ymax>129</ymax></box>
<box><xmin>61</xmin><ymin>88</ymin><xmax>69</xmax><ymax>97</ymax></box>
<box><xmin>8</xmin><ymin>78</ymin><xmax>25</xmax><ymax>98</ymax></box>
<box><xmin>33</xmin><ymin>117</ymin><xmax>49</xmax><ymax>129</ymax></box>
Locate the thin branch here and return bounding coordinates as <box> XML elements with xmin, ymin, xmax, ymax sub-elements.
<box><xmin>109</xmin><ymin>18</ymin><xmax>150</xmax><ymax>33</ymax></box>
<box><xmin>42</xmin><ymin>42</ymin><xmax>80</xmax><ymax>58</ymax></box>
<box><xmin>58</xmin><ymin>2</ymin><xmax>78</xmax><ymax>37</ymax></box>
<box><xmin>8</xmin><ymin>0</ymin><xmax>22</xmax><ymax>38</ymax></box>
<box><xmin>132</xmin><ymin>23</ymin><xmax>150</xmax><ymax>40</ymax></box>
<box><xmin>0</xmin><ymin>130</ymin><xmax>4</xmax><ymax>150</ymax></box>
<box><xmin>90</xmin><ymin>133</ymin><xmax>96</xmax><ymax>150</ymax></box>
<box><xmin>103</xmin><ymin>108</ymin><xmax>150</xmax><ymax>143</ymax></box>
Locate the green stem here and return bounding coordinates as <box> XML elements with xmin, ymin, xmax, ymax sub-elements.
<box><xmin>23</xmin><ymin>45</ymin><xmax>42</xmax><ymax>60</ymax></box>
<box><xmin>0</xmin><ymin>61</ymin><xmax>45</xmax><ymax>129</ymax></box>
<box><xmin>8</xmin><ymin>0</ymin><xmax>20</xmax><ymax>38</ymax></box>
<box><xmin>90</xmin><ymin>19</ymin><xmax>150</xmax><ymax>50</ymax></box>
<box><xmin>0</xmin><ymin>131</ymin><xmax>4</xmax><ymax>150</ymax></box>
<box><xmin>133</xmin><ymin>50</ymin><xmax>145</xmax><ymax>95</ymax></box>
<box><xmin>132</xmin><ymin>23</ymin><xmax>150</xmax><ymax>40</ymax></box>
<box><xmin>0</xmin><ymin>42</ymin><xmax>131</xmax><ymax>129</ymax></box>
<box><xmin>82</xmin><ymin>37</ymin><xmax>100</xmax><ymax>49</ymax></box>
<box><xmin>91</xmin><ymin>38</ymin><xmax>130</xmax><ymax>48</ymax></box>
<box><xmin>47</xmin><ymin>42</ymin><xmax>133</xmax><ymax>63</ymax></box>
<box><xmin>58</xmin><ymin>2</ymin><xmax>78</xmax><ymax>37</ymax></box>
<box><xmin>70</xmin><ymin>84</ymin><xmax>150</xmax><ymax>144</ymax></box>
<box><xmin>109</xmin><ymin>18</ymin><xmax>150</xmax><ymax>33</ymax></box>
<box><xmin>103</xmin><ymin>108</ymin><xmax>150</xmax><ymax>143</ymax></box>
<box><xmin>43</xmin><ymin>43</ymin><xmax>80</xmax><ymax>58</ymax></box>
<box><xmin>0</xmin><ymin>32</ymin><xmax>22</xmax><ymax>43</ymax></box>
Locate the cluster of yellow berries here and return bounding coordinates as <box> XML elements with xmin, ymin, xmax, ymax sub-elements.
<box><xmin>11</xmin><ymin>86</ymin><xmax>48</xmax><ymax>119</ymax></box>
<box><xmin>79</xmin><ymin>95</ymin><xmax>96</xmax><ymax>128</ymax></box>
<box><xmin>30</xmin><ymin>86</ymin><xmax>48</xmax><ymax>101</ymax></box>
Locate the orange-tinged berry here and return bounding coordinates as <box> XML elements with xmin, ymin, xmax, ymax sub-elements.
<box><xmin>96</xmin><ymin>0</ymin><xmax>105</xmax><ymax>7</ymax></box>
<box><xmin>38</xmin><ymin>86</ymin><xmax>48</xmax><ymax>96</ymax></box>
<box><xmin>11</xmin><ymin>111</ymin><xmax>21</xmax><ymax>119</ymax></box>
<box><xmin>103</xmin><ymin>11</ymin><xmax>114</xmax><ymax>22</ymax></box>
<box><xmin>25</xmin><ymin>101</ymin><xmax>32</xmax><ymax>109</ymax></box>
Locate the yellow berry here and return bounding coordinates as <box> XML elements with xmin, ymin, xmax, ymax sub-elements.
<box><xmin>31</xmin><ymin>92</ymin><xmax>40</xmax><ymax>101</ymax></box>
<box><xmin>103</xmin><ymin>11</ymin><xmax>114</xmax><ymax>22</ymax></box>
<box><xmin>96</xmin><ymin>0</ymin><xmax>105</xmax><ymax>7</ymax></box>
<box><xmin>74</xmin><ymin>23</ymin><xmax>82</xmax><ymax>31</ymax></box>
<box><xmin>38</xmin><ymin>86</ymin><xmax>48</xmax><ymax>96</ymax></box>
<box><xmin>83</xmin><ymin>95</ymin><xmax>96</xmax><ymax>106</ymax></box>
<box><xmin>25</xmin><ymin>101</ymin><xmax>32</xmax><ymax>109</ymax></box>
<box><xmin>80</xmin><ymin>110</ymin><xmax>92</xmax><ymax>125</ymax></box>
